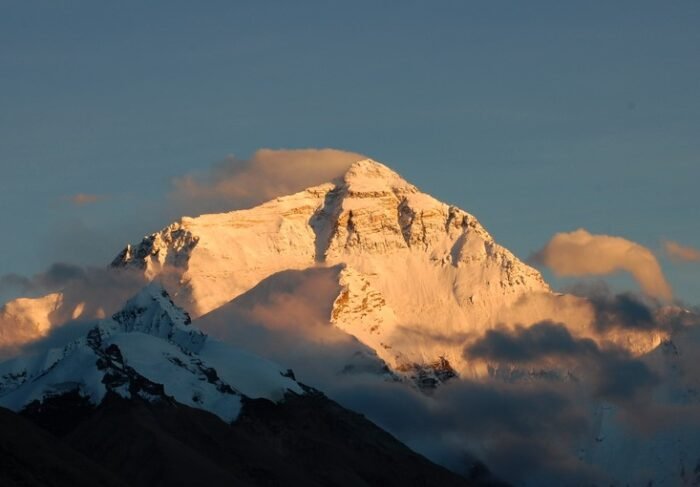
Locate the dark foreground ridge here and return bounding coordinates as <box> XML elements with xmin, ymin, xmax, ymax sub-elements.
<box><xmin>0</xmin><ymin>406</ymin><xmax>126</xmax><ymax>487</ymax></box>
<box><xmin>12</xmin><ymin>389</ymin><xmax>507</xmax><ymax>487</ymax></box>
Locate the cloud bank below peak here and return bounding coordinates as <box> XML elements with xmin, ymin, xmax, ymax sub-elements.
<box><xmin>170</xmin><ymin>148</ymin><xmax>366</xmax><ymax>215</ymax></box>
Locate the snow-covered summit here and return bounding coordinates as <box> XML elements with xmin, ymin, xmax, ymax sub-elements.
<box><xmin>340</xmin><ymin>158</ymin><xmax>418</xmax><ymax>195</ymax></box>
<box><xmin>0</xmin><ymin>285</ymin><xmax>303</xmax><ymax>422</ymax></box>
<box><xmin>112</xmin><ymin>157</ymin><xmax>547</xmax><ymax>308</ymax></box>
<box><xmin>107</xmin><ymin>158</ymin><xmax>550</xmax><ymax>375</ymax></box>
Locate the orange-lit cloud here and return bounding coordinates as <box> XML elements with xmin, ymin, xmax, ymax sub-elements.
<box><xmin>171</xmin><ymin>148</ymin><xmax>365</xmax><ymax>214</ymax></box>
<box><xmin>0</xmin><ymin>263</ymin><xmax>148</xmax><ymax>358</ymax></box>
<box><xmin>69</xmin><ymin>193</ymin><xmax>101</xmax><ymax>205</ymax></box>
<box><xmin>533</xmin><ymin>229</ymin><xmax>673</xmax><ymax>301</ymax></box>
<box><xmin>664</xmin><ymin>240</ymin><xmax>700</xmax><ymax>262</ymax></box>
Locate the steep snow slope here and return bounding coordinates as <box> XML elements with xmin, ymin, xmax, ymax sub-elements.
<box><xmin>111</xmin><ymin>185</ymin><xmax>327</xmax><ymax>316</ymax></box>
<box><xmin>0</xmin><ymin>284</ymin><xmax>302</xmax><ymax>422</ymax></box>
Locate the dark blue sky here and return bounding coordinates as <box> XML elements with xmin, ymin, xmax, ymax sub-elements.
<box><xmin>1</xmin><ymin>1</ymin><xmax>699</xmax><ymax>302</ymax></box>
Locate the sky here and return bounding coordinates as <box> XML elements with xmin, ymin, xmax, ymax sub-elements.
<box><xmin>1</xmin><ymin>0</ymin><xmax>699</xmax><ymax>303</ymax></box>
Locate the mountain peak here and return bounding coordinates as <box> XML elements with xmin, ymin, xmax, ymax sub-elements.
<box><xmin>339</xmin><ymin>159</ymin><xmax>417</xmax><ymax>195</ymax></box>
<box><xmin>110</xmin><ymin>156</ymin><xmax>548</xmax><ymax>321</ymax></box>
<box><xmin>112</xmin><ymin>282</ymin><xmax>205</xmax><ymax>353</ymax></box>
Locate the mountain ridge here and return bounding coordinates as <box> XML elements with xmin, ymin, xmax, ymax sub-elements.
<box><xmin>1</xmin><ymin>156</ymin><xmax>696</xmax><ymax>485</ymax></box>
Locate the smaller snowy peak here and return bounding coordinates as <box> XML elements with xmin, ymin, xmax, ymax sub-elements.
<box><xmin>112</xmin><ymin>282</ymin><xmax>205</xmax><ymax>353</ymax></box>
<box><xmin>0</xmin><ymin>285</ymin><xmax>304</xmax><ymax>422</ymax></box>
<box><xmin>0</xmin><ymin>322</ymin><xmax>243</xmax><ymax>422</ymax></box>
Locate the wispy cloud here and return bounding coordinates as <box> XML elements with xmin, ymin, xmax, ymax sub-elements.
<box><xmin>532</xmin><ymin>228</ymin><xmax>673</xmax><ymax>301</ymax></box>
<box><xmin>0</xmin><ymin>263</ymin><xmax>147</xmax><ymax>355</ymax></box>
<box><xmin>171</xmin><ymin>148</ymin><xmax>365</xmax><ymax>215</ymax></box>
<box><xmin>664</xmin><ymin>239</ymin><xmax>700</xmax><ymax>262</ymax></box>
<box><xmin>68</xmin><ymin>193</ymin><xmax>102</xmax><ymax>205</ymax></box>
